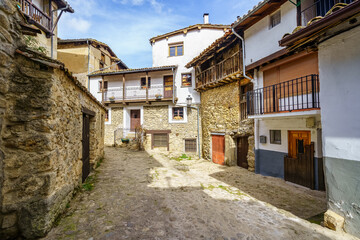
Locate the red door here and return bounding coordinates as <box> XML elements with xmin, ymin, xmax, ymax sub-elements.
<box><xmin>212</xmin><ymin>135</ymin><xmax>225</xmax><ymax>165</ymax></box>
<box><xmin>130</xmin><ymin>110</ymin><xmax>140</xmax><ymax>131</ymax></box>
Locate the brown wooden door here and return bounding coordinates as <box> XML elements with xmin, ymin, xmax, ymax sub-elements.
<box><xmin>212</xmin><ymin>135</ymin><xmax>225</xmax><ymax>165</ymax></box>
<box><xmin>130</xmin><ymin>110</ymin><xmax>141</xmax><ymax>131</ymax></box>
<box><xmin>285</xmin><ymin>131</ymin><xmax>314</xmax><ymax>189</ymax></box>
<box><xmin>164</xmin><ymin>75</ymin><xmax>173</xmax><ymax>98</ymax></box>
<box><xmin>288</xmin><ymin>131</ymin><xmax>311</xmax><ymax>158</ymax></box>
<box><xmin>82</xmin><ymin>114</ymin><xmax>90</xmax><ymax>183</ymax></box>
<box><xmin>237</xmin><ymin>136</ymin><xmax>249</xmax><ymax>169</ymax></box>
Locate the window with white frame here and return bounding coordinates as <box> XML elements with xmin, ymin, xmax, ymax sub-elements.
<box><xmin>172</xmin><ymin>107</ymin><xmax>184</xmax><ymax>120</ymax></box>
<box><xmin>269</xmin><ymin>10</ymin><xmax>281</xmax><ymax>29</ymax></box>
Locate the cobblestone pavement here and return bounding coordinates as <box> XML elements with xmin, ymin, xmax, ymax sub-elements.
<box><xmin>45</xmin><ymin>147</ymin><xmax>357</xmax><ymax>240</ymax></box>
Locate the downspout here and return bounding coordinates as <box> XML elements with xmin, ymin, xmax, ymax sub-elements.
<box><xmin>231</xmin><ymin>27</ymin><xmax>252</xmax><ymax>81</ymax></box>
<box><xmin>87</xmin><ymin>40</ymin><xmax>90</xmax><ymax>89</ymax></box>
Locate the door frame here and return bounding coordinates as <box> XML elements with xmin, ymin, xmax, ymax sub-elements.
<box><xmin>123</xmin><ymin>106</ymin><xmax>144</xmax><ymax>133</ymax></box>
<box><xmin>81</xmin><ymin>107</ymin><xmax>95</xmax><ymax>183</ymax></box>
<box><xmin>130</xmin><ymin>109</ymin><xmax>141</xmax><ymax>131</ymax></box>
<box><xmin>237</xmin><ymin>136</ymin><xmax>249</xmax><ymax>169</ymax></box>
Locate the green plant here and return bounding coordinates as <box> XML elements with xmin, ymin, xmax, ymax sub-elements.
<box><xmin>23</xmin><ymin>36</ymin><xmax>47</xmax><ymax>54</ymax></box>
<box><xmin>82</xmin><ymin>175</ymin><xmax>96</xmax><ymax>191</ymax></box>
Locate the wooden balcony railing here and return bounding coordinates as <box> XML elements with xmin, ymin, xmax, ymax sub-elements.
<box><xmin>195</xmin><ymin>51</ymin><xmax>241</xmax><ymax>89</ymax></box>
<box><xmin>16</xmin><ymin>0</ymin><xmax>51</xmax><ymax>33</ymax></box>
<box><xmin>247</xmin><ymin>74</ymin><xmax>320</xmax><ymax>116</ymax></box>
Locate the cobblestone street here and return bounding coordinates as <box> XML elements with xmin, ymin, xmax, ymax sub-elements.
<box><xmin>45</xmin><ymin>147</ymin><xmax>357</xmax><ymax>240</ymax></box>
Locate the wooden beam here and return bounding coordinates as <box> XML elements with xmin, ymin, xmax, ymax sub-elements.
<box><xmin>146</xmin><ymin>72</ymin><xmax>149</xmax><ymax>103</ymax></box>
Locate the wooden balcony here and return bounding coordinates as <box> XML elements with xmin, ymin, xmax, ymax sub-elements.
<box><xmin>16</xmin><ymin>0</ymin><xmax>52</xmax><ymax>34</ymax></box>
<box><xmin>247</xmin><ymin>74</ymin><xmax>320</xmax><ymax>116</ymax></box>
<box><xmin>195</xmin><ymin>51</ymin><xmax>242</xmax><ymax>91</ymax></box>
<box><xmin>102</xmin><ymin>85</ymin><xmax>175</xmax><ymax>104</ymax></box>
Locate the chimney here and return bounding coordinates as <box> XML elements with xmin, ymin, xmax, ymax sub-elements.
<box><xmin>203</xmin><ymin>13</ymin><xmax>209</xmax><ymax>24</ymax></box>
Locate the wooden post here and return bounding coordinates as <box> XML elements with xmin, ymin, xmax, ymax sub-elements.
<box><xmin>146</xmin><ymin>71</ymin><xmax>149</xmax><ymax>103</ymax></box>
<box><xmin>101</xmin><ymin>76</ymin><xmax>105</xmax><ymax>103</ymax></box>
<box><xmin>122</xmin><ymin>74</ymin><xmax>125</xmax><ymax>104</ymax></box>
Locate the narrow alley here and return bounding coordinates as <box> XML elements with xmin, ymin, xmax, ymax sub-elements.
<box><xmin>45</xmin><ymin>148</ymin><xmax>355</xmax><ymax>240</ymax></box>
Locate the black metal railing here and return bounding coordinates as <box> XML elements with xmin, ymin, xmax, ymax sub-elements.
<box><xmin>247</xmin><ymin>74</ymin><xmax>320</xmax><ymax>116</ymax></box>
<box><xmin>301</xmin><ymin>0</ymin><xmax>354</xmax><ymax>26</ymax></box>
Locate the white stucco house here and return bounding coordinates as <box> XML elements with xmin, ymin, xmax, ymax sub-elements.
<box><xmin>89</xmin><ymin>15</ymin><xmax>229</xmax><ymax>154</ymax></box>
<box><xmin>280</xmin><ymin>0</ymin><xmax>360</xmax><ymax>236</ymax></box>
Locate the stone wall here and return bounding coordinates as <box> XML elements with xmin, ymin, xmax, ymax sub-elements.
<box><xmin>200</xmin><ymin>81</ymin><xmax>254</xmax><ymax>169</ymax></box>
<box><xmin>0</xmin><ymin>2</ymin><xmax>105</xmax><ymax>238</ymax></box>
<box><xmin>142</xmin><ymin>104</ymin><xmax>200</xmax><ymax>155</ymax></box>
<box><xmin>105</xmin><ymin>107</ymin><xmax>123</xmax><ymax>145</ymax></box>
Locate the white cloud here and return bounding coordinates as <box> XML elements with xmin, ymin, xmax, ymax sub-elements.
<box><xmin>60</xmin><ymin>16</ymin><xmax>91</xmax><ymax>34</ymax></box>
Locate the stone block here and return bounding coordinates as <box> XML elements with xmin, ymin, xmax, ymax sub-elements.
<box><xmin>2</xmin><ymin>213</ymin><xmax>16</xmax><ymax>228</ymax></box>
<box><xmin>324</xmin><ymin>210</ymin><xmax>345</xmax><ymax>232</ymax></box>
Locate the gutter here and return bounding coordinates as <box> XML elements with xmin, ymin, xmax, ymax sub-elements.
<box><xmin>231</xmin><ymin>27</ymin><xmax>252</xmax><ymax>81</ymax></box>
<box><xmin>87</xmin><ymin>40</ymin><xmax>90</xmax><ymax>89</ymax></box>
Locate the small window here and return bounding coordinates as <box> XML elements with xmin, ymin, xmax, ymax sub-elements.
<box><xmin>270</xmin><ymin>11</ymin><xmax>281</xmax><ymax>29</ymax></box>
<box><xmin>181</xmin><ymin>73</ymin><xmax>192</xmax><ymax>87</ymax></box>
<box><xmin>169</xmin><ymin>43</ymin><xmax>183</xmax><ymax>57</ymax></box>
<box><xmin>99</xmin><ymin>62</ymin><xmax>104</xmax><ymax>69</ymax></box>
<box><xmin>270</xmin><ymin>130</ymin><xmax>281</xmax><ymax>144</ymax></box>
<box><xmin>153</xmin><ymin>133</ymin><xmax>168</xmax><ymax>147</ymax></box>
<box><xmin>101</xmin><ymin>53</ymin><xmax>105</xmax><ymax>63</ymax></box>
<box><xmin>140</xmin><ymin>77</ymin><xmax>151</xmax><ymax>88</ymax></box>
<box><xmin>105</xmin><ymin>109</ymin><xmax>109</xmax><ymax>122</ymax></box>
<box><xmin>99</xmin><ymin>81</ymin><xmax>108</xmax><ymax>91</ymax></box>
<box><xmin>297</xmin><ymin>139</ymin><xmax>304</xmax><ymax>154</ymax></box>
<box><xmin>173</xmin><ymin>107</ymin><xmax>184</xmax><ymax>120</ymax></box>
<box><xmin>185</xmin><ymin>139</ymin><xmax>196</xmax><ymax>152</ymax></box>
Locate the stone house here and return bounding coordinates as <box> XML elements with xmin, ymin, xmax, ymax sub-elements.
<box><xmin>279</xmin><ymin>1</ymin><xmax>360</xmax><ymax>237</ymax></box>
<box><xmin>89</xmin><ymin>15</ymin><xmax>229</xmax><ymax>155</ymax></box>
<box><xmin>230</xmin><ymin>0</ymin><xmax>327</xmax><ymax>191</ymax></box>
<box><xmin>14</xmin><ymin>0</ymin><xmax>74</xmax><ymax>58</ymax></box>
<box><xmin>57</xmin><ymin>38</ymin><xmax>128</xmax><ymax>88</ymax></box>
<box><xmin>185</xmin><ymin>32</ymin><xmax>255</xmax><ymax>170</ymax></box>
<box><xmin>0</xmin><ymin>1</ymin><xmax>105</xmax><ymax>239</ymax></box>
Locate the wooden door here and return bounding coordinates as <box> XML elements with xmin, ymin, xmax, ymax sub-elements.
<box><xmin>82</xmin><ymin>114</ymin><xmax>90</xmax><ymax>183</ymax></box>
<box><xmin>288</xmin><ymin>131</ymin><xmax>311</xmax><ymax>158</ymax></box>
<box><xmin>164</xmin><ymin>75</ymin><xmax>173</xmax><ymax>98</ymax></box>
<box><xmin>130</xmin><ymin>110</ymin><xmax>141</xmax><ymax>131</ymax></box>
<box><xmin>285</xmin><ymin>131</ymin><xmax>314</xmax><ymax>189</ymax></box>
<box><xmin>212</xmin><ymin>135</ymin><xmax>225</xmax><ymax>165</ymax></box>
<box><xmin>237</xmin><ymin>136</ymin><xmax>249</xmax><ymax>169</ymax></box>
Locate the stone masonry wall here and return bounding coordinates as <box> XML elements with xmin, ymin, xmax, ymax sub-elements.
<box><xmin>0</xmin><ymin>2</ymin><xmax>105</xmax><ymax>238</ymax></box>
<box><xmin>105</xmin><ymin>107</ymin><xmax>123</xmax><ymax>146</ymax></box>
<box><xmin>200</xmin><ymin>81</ymin><xmax>254</xmax><ymax>169</ymax></box>
<box><xmin>142</xmin><ymin>105</ymin><xmax>200</xmax><ymax>155</ymax></box>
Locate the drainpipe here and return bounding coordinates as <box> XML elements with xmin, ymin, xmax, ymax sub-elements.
<box><xmin>87</xmin><ymin>40</ymin><xmax>90</xmax><ymax>89</ymax></box>
<box><xmin>231</xmin><ymin>27</ymin><xmax>252</xmax><ymax>81</ymax></box>
<box><xmin>253</xmin><ymin>68</ymin><xmax>259</xmax><ymax>173</ymax></box>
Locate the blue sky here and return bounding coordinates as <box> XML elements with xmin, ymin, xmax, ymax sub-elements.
<box><xmin>59</xmin><ymin>0</ymin><xmax>260</xmax><ymax>68</ymax></box>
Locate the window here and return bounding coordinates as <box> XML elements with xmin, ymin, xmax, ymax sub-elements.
<box><xmin>153</xmin><ymin>133</ymin><xmax>168</xmax><ymax>148</ymax></box>
<box><xmin>99</xmin><ymin>62</ymin><xmax>104</xmax><ymax>69</ymax></box>
<box><xmin>140</xmin><ymin>77</ymin><xmax>151</xmax><ymax>88</ymax></box>
<box><xmin>169</xmin><ymin>43</ymin><xmax>183</xmax><ymax>57</ymax></box>
<box><xmin>240</xmin><ymin>84</ymin><xmax>253</xmax><ymax>120</ymax></box>
<box><xmin>105</xmin><ymin>109</ymin><xmax>109</xmax><ymax>122</ymax></box>
<box><xmin>99</xmin><ymin>81</ymin><xmax>108</xmax><ymax>91</ymax></box>
<box><xmin>270</xmin><ymin>130</ymin><xmax>281</xmax><ymax>144</ymax></box>
<box><xmin>181</xmin><ymin>73</ymin><xmax>192</xmax><ymax>87</ymax></box>
<box><xmin>185</xmin><ymin>139</ymin><xmax>197</xmax><ymax>152</ymax></box>
<box><xmin>270</xmin><ymin>10</ymin><xmax>281</xmax><ymax>29</ymax></box>
<box><xmin>173</xmin><ymin>107</ymin><xmax>184</xmax><ymax>120</ymax></box>
<box><xmin>101</xmin><ymin>53</ymin><xmax>105</xmax><ymax>63</ymax></box>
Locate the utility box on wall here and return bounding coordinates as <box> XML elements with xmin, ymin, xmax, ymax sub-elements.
<box><xmin>260</xmin><ymin>135</ymin><xmax>267</xmax><ymax>143</ymax></box>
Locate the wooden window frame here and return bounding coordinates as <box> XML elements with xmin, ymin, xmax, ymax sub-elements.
<box><xmin>99</xmin><ymin>81</ymin><xmax>108</xmax><ymax>91</ymax></box>
<box><xmin>172</xmin><ymin>107</ymin><xmax>184</xmax><ymax>120</ymax></box>
<box><xmin>270</xmin><ymin>130</ymin><xmax>281</xmax><ymax>144</ymax></box>
<box><xmin>269</xmin><ymin>10</ymin><xmax>281</xmax><ymax>29</ymax></box>
<box><xmin>169</xmin><ymin>42</ymin><xmax>184</xmax><ymax>57</ymax></box>
<box><xmin>148</xmin><ymin>130</ymin><xmax>171</xmax><ymax>151</ymax></box>
<box><xmin>140</xmin><ymin>77</ymin><xmax>151</xmax><ymax>89</ymax></box>
<box><xmin>184</xmin><ymin>138</ymin><xmax>197</xmax><ymax>153</ymax></box>
<box><xmin>181</xmin><ymin>73</ymin><xmax>192</xmax><ymax>87</ymax></box>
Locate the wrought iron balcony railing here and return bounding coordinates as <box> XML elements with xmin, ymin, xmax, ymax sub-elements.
<box><xmin>247</xmin><ymin>74</ymin><xmax>320</xmax><ymax>116</ymax></box>
<box><xmin>301</xmin><ymin>0</ymin><xmax>355</xmax><ymax>26</ymax></box>
<box><xmin>16</xmin><ymin>0</ymin><xmax>51</xmax><ymax>33</ymax></box>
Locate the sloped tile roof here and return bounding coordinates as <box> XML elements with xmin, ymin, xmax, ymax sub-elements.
<box><xmin>89</xmin><ymin>66</ymin><xmax>177</xmax><ymax>77</ymax></box>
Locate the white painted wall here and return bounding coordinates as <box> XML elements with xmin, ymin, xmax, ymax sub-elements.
<box><xmin>258</xmin><ymin>116</ymin><xmax>321</xmax><ymax>158</ymax></box>
<box><xmin>244</xmin><ymin>1</ymin><xmax>297</xmax><ymax>66</ymax></box>
<box><xmin>152</xmin><ymin>28</ymin><xmax>226</xmax><ymax>104</ymax></box>
<box><xmin>89</xmin><ymin>75</ymin><xmax>103</xmax><ymax>101</ymax></box>
<box><xmin>319</xmin><ymin>26</ymin><xmax>360</xmax><ymax>161</ymax></box>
